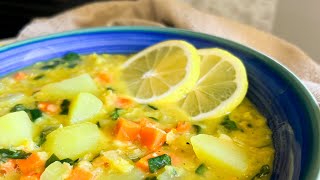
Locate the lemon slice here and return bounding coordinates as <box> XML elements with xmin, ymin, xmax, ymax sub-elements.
<box><xmin>178</xmin><ymin>48</ymin><xmax>248</xmax><ymax>121</ymax></box>
<box><xmin>121</xmin><ymin>40</ymin><xmax>200</xmax><ymax>103</ymax></box>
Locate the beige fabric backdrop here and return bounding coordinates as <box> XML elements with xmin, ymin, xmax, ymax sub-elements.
<box><xmin>17</xmin><ymin>0</ymin><xmax>320</xmax><ymax>104</ymax></box>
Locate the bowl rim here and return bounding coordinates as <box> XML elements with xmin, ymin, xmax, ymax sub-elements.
<box><xmin>0</xmin><ymin>26</ymin><xmax>319</xmax><ymax>179</ymax></box>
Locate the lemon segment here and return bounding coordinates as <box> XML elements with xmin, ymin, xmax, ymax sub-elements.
<box><xmin>121</xmin><ymin>40</ymin><xmax>200</xmax><ymax>104</ymax></box>
<box><xmin>178</xmin><ymin>48</ymin><xmax>248</xmax><ymax>121</ymax></box>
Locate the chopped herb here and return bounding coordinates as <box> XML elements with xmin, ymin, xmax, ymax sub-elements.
<box><xmin>145</xmin><ymin>176</ymin><xmax>157</xmax><ymax>180</ymax></box>
<box><xmin>96</xmin><ymin>122</ymin><xmax>101</xmax><ymax>128</ymax></box>
<box><xmin>90</xmin><ymin>154</ymin><xmax>100</xmax><ymax>162</ymax></box>
<box><xmin>148</xmin><ymin>117</ymin><xmax>159</xmax><ymax>121</ymax></box>
<box><xmin>147</xmin><ymin>104</ymin><xmax>158</xmax><ymax>110</ymax></box>
<box><xmin>38</xmin><ymin>126</ymin><xmax>59</xmax><ymax>146</ymax></box>
<box><xmin>67</xmin><ymin>62</ymin><xmax>78</xmax><ymax>68</ymax></box>
<box><xmin>110</xmin><ymin>108</ymin><xmax>121</xmax><ymax>120</ymax></box>
<box><xmin>10</xmin><ymin>104</ymin><xmax>27</xmax><ymax>112</ymax></box>
<box><xmin>195</xmin><ymin>163</ymin><xmax>207</xmax><ymax>175</ymax></box>
<box><xmin>60</xmin><ymin>99</ymin><xmax>70</xmax><ymax>115</ymax></box>
<box><xmin>60</xmin><ymin>158</ymin><xmax>79</xmax><ymax>166</ymax></box>
<box><xmin>40</xmin><ymin>53</ymin><xmax>80</xmax><ymax>70</ymax></box>
<box><xmin>148</xmin><ymin>154</ymin><xmax>171</xmax><ymax>173</ymax></box>
<box><xmin>0</xmin><ymin>149</ymin><xmax>31</xmax><ymax>162</ymax></box>
<box><xmin>45</xmin><ymin>154</ymin><xmax>60</xmax><ymax>167</ymax></box>
<box><xmin>192</xmin><ymin>125</ymin><xmax>202</xmax><ymax>134</ymax></box>
<box><xmin>221</xmin><ymin>116</ymin><xmax>238</xmax><ymax>131</ymax></box>
<box><xmin>41</xmin><ymin>60</ymin><xmax>61</xmax><ymax>70</ymax></box>
<box><xmin>33</xmin><ymin>74</ymin><xmax>45</xmax><ymax>80</ymax></box>
<box><xmin>106</xmin><ymin>87</ymin><xmax>115</xmax><ymax>91</ymax></box>
<box><xmin>63</xmin><ymin>52</ymin><xmax>80</xmax><ymax>61</ymax></box>
<box><xmin>131</xmin><ymin>157</ymin><xmax>141</xmax><ymax>163</ymax></box>
<box><xmin>162</xmin><ymin>142</ymin><xmax>169</xmax><ymax>146</ymax></box>
<box><xmin>29</xmin><ymin>109</ymin><xmax>42</xmax><ymax>122</ymax></box>
<box><xmin>252</xmin><ymin>165</ymin><xmax>271</xmax><ymax>179</ymax></box>
<box><xmin>45</xmin><ymin>154</ymin><xmax>78</xmax><ymax>167</ymax></box>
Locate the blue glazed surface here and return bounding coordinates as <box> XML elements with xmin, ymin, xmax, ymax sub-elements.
<box><xmin>0</xmin><ymin>27</ymin><xmax>319</xmax><ymax>180</ymax></box>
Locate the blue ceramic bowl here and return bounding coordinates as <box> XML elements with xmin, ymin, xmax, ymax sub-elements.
<box><xmin>0</xmin><ymin>27</ymin><xmax>319</xmax><ymax>180</ymax></box>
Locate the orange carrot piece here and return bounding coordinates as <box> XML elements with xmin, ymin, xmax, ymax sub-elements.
<box><xmin>15</xmin><ymin>153</ymin><xmax>45</xmax><ymax>176</ymax></box>
<box><xmin>140</xmin><ymin>126</ymin><xmax>166</xmax><ymax>151</ymax></box>
<box><xmin>38</xmin><ymin>102</ymin><xmax>59</xmax><ymax>114</ymax></box>
<box><xmin>14</xmin><ymin>72</ymin><xmax>27</xmax><ymax>80</ymax></box>
<box><xmin>67</xmin><ymin>167</ymin><xmax>93</xmax><ymax>180</ymax></box>
<box><xmin>97</xmin><ymin>72</ymin><xmax>112</xmax><ymax>84</ymax></box>
<box><xmin>136</xmin><ymin>152</ymin><xmax>163</xmax><ymax>172</ymax></box>
<box><xmin>114</xmin><ymin>118</ymin><xmax>141</xmax><ymax>141</ymax></box>
<box><xmin>116</xmin><ymin>97</ymin><xmax>133</xmax><ymax>108</ymax></box>
<box><xmin>0</xmin><ymin>159</ymin><xmax>17</xmax><ymax>175</ymax></box>
<box><xmin>176</xmin><ymin>121</ymin><xmax>192</xmax><ymax>132</ymax></box>
<box><xmin>20</xmin><ymin>174</ymin><xmax>40</xmax><ymax>180</ymax></box>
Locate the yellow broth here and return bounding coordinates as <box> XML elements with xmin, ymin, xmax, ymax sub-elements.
<box><xmin>0</xmin><ymin>53</ymin><xmax>274</xmax><ymax>180</ymax></box>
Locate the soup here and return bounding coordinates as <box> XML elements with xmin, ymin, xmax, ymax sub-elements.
<box><xmin>0</xmin><ymin>46</ymin><xmax>274</xmax><ymax>179</ymax></box>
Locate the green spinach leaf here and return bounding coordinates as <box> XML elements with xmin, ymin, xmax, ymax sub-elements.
<box><xmin>110</xmin><ymin>108</ymin><xmax>122</xmax><ymax>120</ymax></box>
<box><xmin>38</xmin><ymin>126</ymin><xmax>59</xmax><ymax>146</ymax></box>
<box><xmin>0</xmin><ymin>149</ymin><xmax>31</xmax><ymax>162</ymax></box>
<box><xmin>148</xmin><ymin>154</ymin><xmax>171</xmax><ymax>173</ymax></box>
<box><xmin>221</xmin><ymin>116</ymin><xmax>238</xmax><ymax>131</ymax></box>
<box><xmin>45</xmin><ymin>154</ymin><xmax>78</xmax><ymax>167</ymax></box>
<box><xmin>63</xmin><ymin>52</ymin><xmax>80</xmax><ymax>61</ymax></box>
<box><xmin>195</xmin><ymin>163</ymin><xmax>207</xmax><ymax>175</ymax></box>
<box><xmin>60</xmin><ymin>99</ymin><xmax>70</xmax><ymax>115</ymax></box>
<box><xmin>147</xmin><ymin>104</ymin><xmax>158</xmax><ymax>110</ymax></box>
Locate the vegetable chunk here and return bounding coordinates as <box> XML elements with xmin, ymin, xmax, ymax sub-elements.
<box><xmin>191</xmin><ymin>134</ymin><xmax>248</xmax><ymax>174</ymax></box>
<box><xmin>44</xmin><ymin>123</ymin><xmax>102</xmax><ymax>160</ymax></box>
<box><xmin>114</xmin><ymin>118</ymin><xmax>140</xmax><ymax>141</ymax></box>
<box><xmin>68</xmin><ymin>93</ymin><xmax>103</xmax><ymax>124</ymax></box>
<box><xmin>16</xmin><ymin>153</ymin><xmax>45</xmax><ymax>176</ymax></box>
<box><xmin>140</xmin><ymin>126</ymin><xmax>166</xmax><ymax>151</ymax></box>
<box><xmin>40</xmin><ymin>161</ymin><xmax>72</xmax><ymax>180</ymax></box>
<box><xmin>39</xmin><ymin>74</ymin><xmax>98</xmax><ymax>99</ymax></box>
<box><xmin>0</xmin><ymin>111</ymin><xmax>33</xmax><ymax>147</ymax></box>
<box><xmin>101</xmin><ymin>150</ymin><xmax>134</xmax><ymax>173</ymax></box>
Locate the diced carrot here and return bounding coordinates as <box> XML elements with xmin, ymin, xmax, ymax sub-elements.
<box><xmin>96</xmin><ymin>72</ymin><xmax>112</xmax><ymax>84</ymax></box>
<box><xmin>135</xmin><ymin>152</ymin><xmax>163</xmax><ymax>172</ymax></box>
<box><xmin>140</xmin><ymin>126</ymin><xmax>166</xmax><ymax>151</ymax></box>
<box><xmin>114</xmin><ymin>118</ymin><xmax>141</xmax><ymax>141</ymax></box>
<box><xmin>14</xmin><ymin>72</ymin><xmax>27</xmax><ymax>80</ymax></box>
<box><xmin>116</xmin><ymin>97</ymin><xmax>133</xmax><ymax>108</ymax></box>
<box><xmin>176</xmin><ymin>121</ymin><xmax>192</xmax><ymax>132</ymax></box>
<box><xmin>15</xmin><ymin>153</ymin><xmax>45</xmax><ymax>176</ymax></box>
<box><xmin>20</xmin><ymin>174</ymin><xmax>40</xmax><ymax>180</ymax></box>
<box><xmin>38</xmin><ymin>102</ymin><xmax>59</xmax><ymax>114</ymax></box>
<box><xmin>67</xmin><ymin>167</ymin><xmax>93</xmax><ymax>180</ymax></box>
<box><xmin>0</xmin><ymin>159</ymin><xmax>17</xmax><ymax>175</ymax></box>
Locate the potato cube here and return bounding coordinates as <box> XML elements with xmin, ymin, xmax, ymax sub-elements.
<box><xmin>44</xmin><ymin>123</ymin><xmax>102</xmax><ymax>160</ymax></box>
<box><xmin>68</xmin><ymin>93</ymin><xmax>103</xmax><ymax>124</ymax></box>
<box><xmin>40</xmin><ymin>161</ymin><xmax>72</xmax><ymax>180</ymax></box>
<box><xmin>191</xmin><ymin>134</ymin><xmax>248</xmax><ymax>174</ymax></box>
<box><xmin>39</xmin><ymin>74</ymin><xmax>98</xmax><ymax>100</ymax></box>
<box><xmin>0</xmin><ymin>111</ymin><xmax>33</xmax><ymax>147</ymax></box>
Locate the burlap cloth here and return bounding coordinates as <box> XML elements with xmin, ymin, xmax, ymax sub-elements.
<box><xmin>17</xmin><ymin>0</ymin><xmax>320</xmax><ymax>105</ymax></box>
